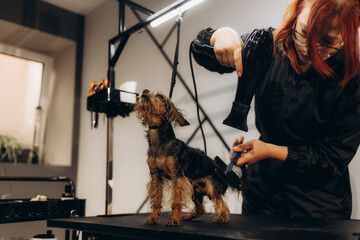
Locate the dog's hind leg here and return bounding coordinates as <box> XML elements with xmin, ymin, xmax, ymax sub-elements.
<box><xmin>213</xmin><ymin>195</ymin><xmax>230</xmax><ymax>223</ymax></box>
<box><xmin>166</xmin><ymin>177</ymin><xmax>189</xmax><ymax>226</ymax></box>
<box><xmin>145</xmin><ymin>172</ymin><xmax>163</xmax><ymax>225</ymax></box>
<box><xmin>182</xmin><ymin>183</ymin><xmax>205</xmax><ymax>221</ymax></box>
<box><xmin>204</xmin><ymin>179</ymin><xmax>230</xmax><ymax>223</ymax></box>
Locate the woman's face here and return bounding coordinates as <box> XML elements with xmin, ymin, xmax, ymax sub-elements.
<box><xmin>294</xmin><ymin>0</ymin><xmax>344</xmax><ymax>65</ymax></box>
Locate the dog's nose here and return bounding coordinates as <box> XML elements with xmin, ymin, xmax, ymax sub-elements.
<box><xmin>140</xmin><ymin>89</ymin><xmax>150</xmax><ymax>100</ymax></box>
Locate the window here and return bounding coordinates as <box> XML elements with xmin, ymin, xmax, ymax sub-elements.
<box><xmin>0</xmin><ymin>53</ymin><xmax>43</xmax><ymax>148</ymax></box>
<box><xmin>0</xmin><ymin>43</ymin><xmax>53</xmax><ymax>164</ymax></box>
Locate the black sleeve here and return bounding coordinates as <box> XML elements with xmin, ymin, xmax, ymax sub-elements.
<box><xmin>190</xmin><ymin>27</ymin><xmax>235</xmax><ymax>74</ymax></box>
<box><xmin>284</xmin><ymin>75</ymin><xmax>360</xmax><ymax>181</ymax></box>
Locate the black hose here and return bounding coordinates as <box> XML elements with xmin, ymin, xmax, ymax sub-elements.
<box><xmin>189</xmin><ymin>42</ymin><xmax>207</xmax><ymax>154</ymax></box>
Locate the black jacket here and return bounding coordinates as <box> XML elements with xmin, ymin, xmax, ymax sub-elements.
<box><xmin>191</xmin><ymin>27</ymin><xmax>360</xmax><ymax>219</ymax></box>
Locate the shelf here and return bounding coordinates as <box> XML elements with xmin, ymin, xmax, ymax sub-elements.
<box><xmin>0</xmin><ymin>198</ymin><xmax>85</xmax><ymax>224</ymax></box>
<box><xmin>87</xmin><ymin>88</ymin><xmax>138</xmax><ymax>118</ymax></box>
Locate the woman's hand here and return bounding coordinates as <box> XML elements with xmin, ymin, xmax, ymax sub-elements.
<box><xmin>210</xmin><ymin>27</ymin><xmax>243</xmax><ymax>77</ymax></box>
<box><xmin>230</xmin><ymin>137</ymin><xmax>288</xmax><ymax>165</ymax></box>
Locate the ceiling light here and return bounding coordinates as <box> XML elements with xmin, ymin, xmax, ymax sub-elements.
<box><xmin>150</xmin><ymin>0</ymin><xmax>205</xmax><ymax>28</ymax></box>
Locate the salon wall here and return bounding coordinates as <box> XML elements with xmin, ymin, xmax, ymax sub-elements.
<box><xmin>78</xmin><ymin>0</ymin><xmax>360</xmax><ymax>219</ymax></box>
<box><xmin>44</xmin><ymin>44</ymin><xmax>76</xmax><ymax>166</ymax></box>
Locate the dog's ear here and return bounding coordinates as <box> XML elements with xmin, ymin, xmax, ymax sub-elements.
<box><xmin>166</xmin><ymin>100</ymin><xmax>190</xmax><ymax>126</ymax></box>
<box><xmin>177</xmin><ymin>114</ymin><xmax>190</xmax><ymax>127</ymax></box>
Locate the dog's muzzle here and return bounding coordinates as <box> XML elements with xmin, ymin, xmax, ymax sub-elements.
<box><xmin>140</xmin><ymin>89</ymin><xmax>150</xmax><ymax>100</ymax></box>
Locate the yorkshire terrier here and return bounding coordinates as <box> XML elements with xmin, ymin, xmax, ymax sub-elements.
<box><xmin>135</xmin><ymin>89</ymin><xmax>229</xmax><ymax>226</ymax></box>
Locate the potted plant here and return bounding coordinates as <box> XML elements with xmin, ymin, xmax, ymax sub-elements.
<box><xmin>0</xmin><ymin>133</ymin><xmax>24</xmax><ymax>163</ymax></box>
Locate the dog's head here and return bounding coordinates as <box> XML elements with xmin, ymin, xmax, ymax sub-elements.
<box><xmin>135</xmin><ymin>89</ymin><xmax>190</xmax><ymax>128</ymax></box>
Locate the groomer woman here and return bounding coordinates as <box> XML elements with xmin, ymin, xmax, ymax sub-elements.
<box><xmin>192</xmin><ymin>0</ymin><xmax>360</xmax><ymax>218</ymax></box>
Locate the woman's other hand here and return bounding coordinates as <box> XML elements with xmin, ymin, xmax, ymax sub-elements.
<box><xmin>210</xmin><ymin>27</ymin><xmax>243</xmax><ymax>77</ymax></box>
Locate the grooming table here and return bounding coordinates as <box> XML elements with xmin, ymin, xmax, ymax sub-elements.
<box><xmin>47</xmin><ymin>213</ymin><xmax>360</xmax><ymax>240</ymax></box>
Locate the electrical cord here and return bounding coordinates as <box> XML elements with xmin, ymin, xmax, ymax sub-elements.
<box><xmin>169</xmin><ymin>15</ymin><xmax>182</xmax><ymax>99</ymax></box>
<box><xmin>189</xmin><ymin>42</ymin><xmax>207</xmax><ymax>154</ymax></box>
<box><xmin>168</xmin><ymin>14</ymin><xmax>207</xmax><ymax>154</ymax></box>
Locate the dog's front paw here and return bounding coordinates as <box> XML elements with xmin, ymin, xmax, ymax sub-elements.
<box><xmin>216</xmin><ymin>212</ymin><xmax>230</xmax><ymax>223</ymax></box>
<box><xmin>145</xmin><ymin>215</ymin><xmax>160</xmax><ymax>225</ymax></box>
<box><xmin>165</xmin><ymin>218</ymin><xmax>181</xmax><ymax>227</ymax></box>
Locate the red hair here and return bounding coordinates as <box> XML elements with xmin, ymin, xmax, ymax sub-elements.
<box><xmin>274</xmin><ymin>0</ymin><xmax>360</xmax><ymax>85</ymax></box>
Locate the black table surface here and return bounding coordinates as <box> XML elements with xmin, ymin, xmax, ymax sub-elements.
<box><xmin>47</xmin><ymin>213</ymin><xmax>360</xmax><ymax>240</ymax></box>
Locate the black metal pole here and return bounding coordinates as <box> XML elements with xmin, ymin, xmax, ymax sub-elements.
<box><xmin>126</xmin><ymin>0</ymin><xmax>154</xmax><ymax>15</ymax></box>
<box><xmin>110</xmin><ymin>0</ymin><xmax>189</xmax><ymax>44</ymax></box>
<box><xmin>119</xmin><ymin>0</ymin><xmax>126</xmax><ymax>34</ymax></box>
<box><xmin>186</xmin><ymin>118</ymin><xmax>207</xmax><ymax>145</ymax></box>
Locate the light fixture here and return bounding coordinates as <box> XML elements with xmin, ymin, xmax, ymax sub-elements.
<box><xmin>150</xmin><ymin>0</ymin><xmax>205</xmax><ymax>28</ymax></box>
<box><xmin>119</xmin><ymin>81</ymin><xmax>137</xmax><ymax>104</ymax></box>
